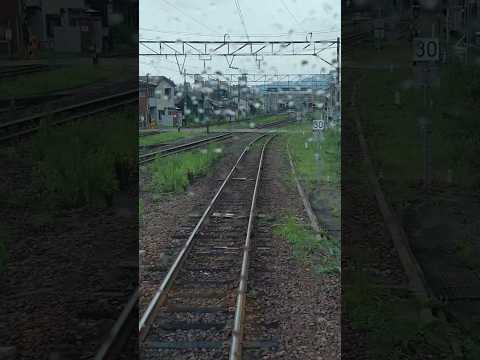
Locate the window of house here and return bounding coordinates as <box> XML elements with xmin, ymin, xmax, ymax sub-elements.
<box><xmin>164</xmin><ymin>88</ymin><xmax>171</xmax><ymax>97</ymax></box>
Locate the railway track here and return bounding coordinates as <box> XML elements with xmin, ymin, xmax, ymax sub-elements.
<box><xmin>93</xmin><ymin>289</ymin><xmax>139</xmax><ymax>360</ymax></box>
<box><xmin>257</xmin><ymin>117</ymin><xmax>295</xmax><ymax>129</ymax></box>
<box><xmin>0</xmin><ymin>88</ymin><xmax>138</xmax><ymax>143</ymax></box>
<box><xmin>140</xmin><ymin>134</ymin><xmax>276</xmax><ymax>359</ymax></box>
<box><xmin>0</xmin><ymin>92</ymin><xmax>72</xmax><ymax>115</ymax></box>
<box><xmin>0</xmin><ymin>64</ymin><xmax>51</xmax><ymax>79</ymax></box>
<box><xmin>139</xmin><ymin>133</ymin><xmax>233</xmax><ymax>165</ymax></box>
<box><xmin>138</xmin><ymin>118</ymin><xmax>295</xmax><ymax>165</ymax></box>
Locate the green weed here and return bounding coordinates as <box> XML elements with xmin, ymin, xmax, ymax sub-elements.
<box><xmin>286</xmin><ymin>125</ymin><xmax>341</xmax><ymax>192</ymax></box>
<box><xmin>273</xmin><ymin>215</ymin><xmax>340</xmax><ymax>273</ymax></box>
<box><xmin>31</xmin><ymin>110</ymin><xmax>136</xmax><ymax>208</ymax></box>
<box><xmin>0</xmin><ymin>64</ymin><xmax>129</xmax><ymax>97</ymax></box>
<box><xmin>149</xmin><ymin>145</ymin><xmax>223</xmax><ymax>194</ymax></box>
<box><xmin>344</xmin><ymin>271</ymin><xmax>462</xmax><ymax>360</ymax></box>
<box><xmin>139</xmin><ymin>198</ymin><xmax>144</xmax><ymax>220</ymax></box>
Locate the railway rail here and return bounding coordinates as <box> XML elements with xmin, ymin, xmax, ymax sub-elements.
<box><xmin>93</xmin><ymin>289</ymin><xmax>139</xmax><ymax>360</ymax></box>
<box><xmin>0</xmin><ymin>88</ymin><xmax>138</xmax><ymax>143</ymax></box>
<box><xmin>256</xmin><ymin>117</ymin><xmax>295</xmax><ymax>129</ymax></box>
<box><xmin>0</xmin><ymin>64</ymin><xmax>51</xmax><ymax>79</ymax></box>
<box><xmin>139</xmin><ymin>134</ymin><xmax>276</xmax><ymax>359</ymax></box>
<box><xmin>138</xmin><ymin>117</ymin><xmax>295</xmax><ymax>165</ymax></box>
<box><xmin>139</xmin><ymin>133</ymin><xmax>233</xmax><ymax>165</ymax></box>
<box><xmin>0</xmin><ymin>92</ymin><xmax>72</xmax><ymax>115</ymax></box>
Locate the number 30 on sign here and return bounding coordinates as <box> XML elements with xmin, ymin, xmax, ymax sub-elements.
<box><xmin>313</xmin><ymin>120</ymin><xmax>325</xmax><ymax>131</ymax></box>
<box><xmin>413</xmin><ymin>38</ymin><xmax>439</xmax><ymax>61</ymax></box>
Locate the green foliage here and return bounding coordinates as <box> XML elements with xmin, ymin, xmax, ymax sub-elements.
<box><xmin>273</xmin><ymin>215</ymin><xmax>340</xmax><ymax>273</ymax></box>
<box><xmin>32</xmin><ymin>111</ymin><xmax>136</xmax><ymax>208</ymax></box>
<box><xmin>359</xmin><ymin>63</ymin><xmax>480</xmax><ymax>187</ymax></box>
<box><xmin>0</xmin><ymin>64</ymin><xmax>128</xmax><ymax>97</ymax></box>
<box><xmin>149</xmin><ymin>145</ymin><xmax>223</xmax><ymax>194</ymax></box>
<box><xmin>286</xmin><ymin>124</ymin><xmax>341</xmax><ymax>192</ymax></box>
<box><xmin>344</xmin><ymin>272</ymin><xmax>461</xmax><ymax>359</ymax></box>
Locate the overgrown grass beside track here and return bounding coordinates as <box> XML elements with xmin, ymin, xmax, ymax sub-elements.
<box><xmin>344</xmin><ymin>270</ymin><xmax>472</xmax><ymax>359</ymax></box>
<box><xmin>286</xmin><ymin>124</ymin><xmax>341</xmax><ymax>192</ymax></box>
<box><xmin>0</xmin><ymin>64</ymin><xmax>130</xmax><ymax>97</ymax></box>
<box><xmin>345</xmin><ymin>41</ymin><xmax>480</xmax><ymax>359</ymax></box>
<box><xmin>148</xmin><ymin>145</ymin><xmax>223</xmax><ymax>194</ymax></box>
<box><xmin>31</xmin><ymin>110</ymin><xmax>137</xmax><ymax>208</ymax></box>
<box><xmin>355</xmin><ymin>48</ymin><xmax>480</xmax><ymax>189</ymax></box>
<box><xmin>284</xmin><ymin>122</ymin><xmax>341</xmax><ymax>220</ymax></box>
<box><xmin>276</xmin><ymin>120</ymin><xmax>341</xmax><ymax>274</ymax></box>
<box><xmin>274</xmin><ymin>215</ymin><xmax>339</xmax><ymax>274</ymax></box>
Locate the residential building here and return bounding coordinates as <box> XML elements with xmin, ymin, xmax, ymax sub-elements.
<box><xmin>0</xmin><ymin>1</ymin><xmax>24</xmax><ymax>57</ymax></box>
<box><xmin>24</xmin><ymin>0</ymin><xmax>103</xmax><ymax>53</ymax></box>
<box><xmin>139</xmin><ymin>75</ymin><xmax>182</xmax><ymax>128</ymax></box>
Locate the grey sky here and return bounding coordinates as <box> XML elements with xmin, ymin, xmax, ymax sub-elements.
<box><xmin>139</xmin><ymin>0</ymin><xmax>340</xmax><ymax>83</ymax></box>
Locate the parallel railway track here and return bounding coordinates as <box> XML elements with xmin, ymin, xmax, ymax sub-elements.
<box><xmin>0</xmin><ymin>88</ymin><xmax>138</xmax><ymax>143</ymax></box>
<box><xmin>139</xmin><ymin>133</ymin><xmax>233</xmax><ymax>165</ymax></box>
<box><xmin>139</xmin><ymin>118</ymin><xmax>293</xmax><ymax>165</ymax></box>
<box><xmin>0</xmin><ymin>64</ymin><xmax>51</xmax><ymax>79</ymax></box>
<box><xmin>140</xmin><ymin>134</ymin><xmax>276</xmax><ymax>359</ymax></box>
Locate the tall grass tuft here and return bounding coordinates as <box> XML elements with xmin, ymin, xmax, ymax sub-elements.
<box><xmin>32</xmin><ymin>110</ymin><xmax>137</xmax><ymax>208</ymax></box>
<box><xmin>274</xmin><ymin>215</ymin><xmax>340</xmax><ymax>274</ymax></box>
<box><xmin>149</xmin><ymin>145</ymin><xmax>223</xmax><ymax>194</ymax></box>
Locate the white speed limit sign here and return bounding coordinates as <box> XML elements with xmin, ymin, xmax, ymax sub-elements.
<box><xmin>413</xmin><ymin>38</ymin><xmax>439</xmax><ymax>61</ymax></box>
<box><xmin>313</xmin><ymin>120</ymin><xmax>325</xmax><ymax>131</ymax></box>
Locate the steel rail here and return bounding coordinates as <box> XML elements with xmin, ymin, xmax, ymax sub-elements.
<box><xmin>257</xmin><ymin>118</ymin><xmax>295</xmax><ymax>129</ymax></box>
<box><xmin>93</xmin><ymin>288</ymin><xmax>139</xmax><ymax>360</ymax></box>
<box><xmin>229</xmin><ymin>135</ymin><xmax>276</xmax><ymax>360</ymax></box>
<box><xmin>0</xmin><ymin>96</ymin><xmax>137</xmax><ymax>142</ymax></box>
<box><xmin>139</xmin><ymin>134</ymin><xmax>268</xmax><ymax>342</ymax></box>
<box><xmin>138</xmin><ymin>133</ymin><xmax>233</xmax><ymax>165</ymax></box>
<box><xmin>0</xmin><ymin>64</ymin><xmax>50</xmax><ymax>79</ymax></box>
<box><xmin>0</xmin><ymin>88</ymin><xmax>138</xmax><ymax>131</ymax></box>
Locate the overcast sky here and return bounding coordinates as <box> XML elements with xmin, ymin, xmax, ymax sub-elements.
<box><xmin>139</xmin><ymin>0</ymin><xmax>340</xmax><ymax>83</ymax></box>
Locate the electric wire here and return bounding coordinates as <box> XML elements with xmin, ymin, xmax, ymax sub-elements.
<box><xmin>232</xmin><ymin>0</ymin><xmax>250</xmax><ymax>41</ymax></box>
<box><xmin>280</xmin><ymin>0</ymin><xmax>307</xmax><ymax>33</ymax></box>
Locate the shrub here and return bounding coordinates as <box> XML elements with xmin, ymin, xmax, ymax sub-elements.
<box><xmin>32</xmin><ymin>110</ymin><xmax>136</xmax><ymax>208</ymax></box>
<box><xmin>149</xmin><ymin>146</ymin><xmax>223</xmax><ymax>194</ymax></box>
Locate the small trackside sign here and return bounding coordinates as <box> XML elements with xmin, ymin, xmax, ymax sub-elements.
<box><xmin>413</xmin><ymin>38</ymin><xmax>439</xmax><ymax>61</ymax></box>
<box><xmin>313</xmin><ymin>120</ymin><xmax>325</xmax><ymax>131</ymax></box>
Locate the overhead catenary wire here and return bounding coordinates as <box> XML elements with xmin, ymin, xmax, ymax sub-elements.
<box><xmin>139</xmin><ymin>27</ymin><xmax>340</xmax><ymax>38</ymax></box>
<box><xmin>159</xmin><ymin>0</ymin><xmax>218</xmax><ymax>35</ymax></box>
<box><xmin>232</xmin><ymin>0</ymin><xmax>250</xmax><ymax>41</ymax></box>
<box><xmin>279</xmin><ymin>0</ymin><xmax>307</xmax><ymax>33</ymax></box>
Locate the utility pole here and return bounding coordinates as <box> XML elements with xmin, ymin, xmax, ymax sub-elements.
<box><xmin>237</xmin><ymin>77</ymin><xmax>240</xmax><ymax>122</ymax></box>
<box><xmin>183</xmin><ymin>70</ymin><xmax>187</xmax><ymax>129</ymax></box>
<box><xmin>337</xmin><ymin>36</ymin><xmax>340</xmax><ymax>85</ymax></box>
<box><xmin>203</xmin><ymin>79</ymin><xmax>209</xmax><ymax>133</ymax></box>
<box><xmin>145</xmin><ymin>73</ymin><xmax>150</xmax><ymax>129</ymax></box>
